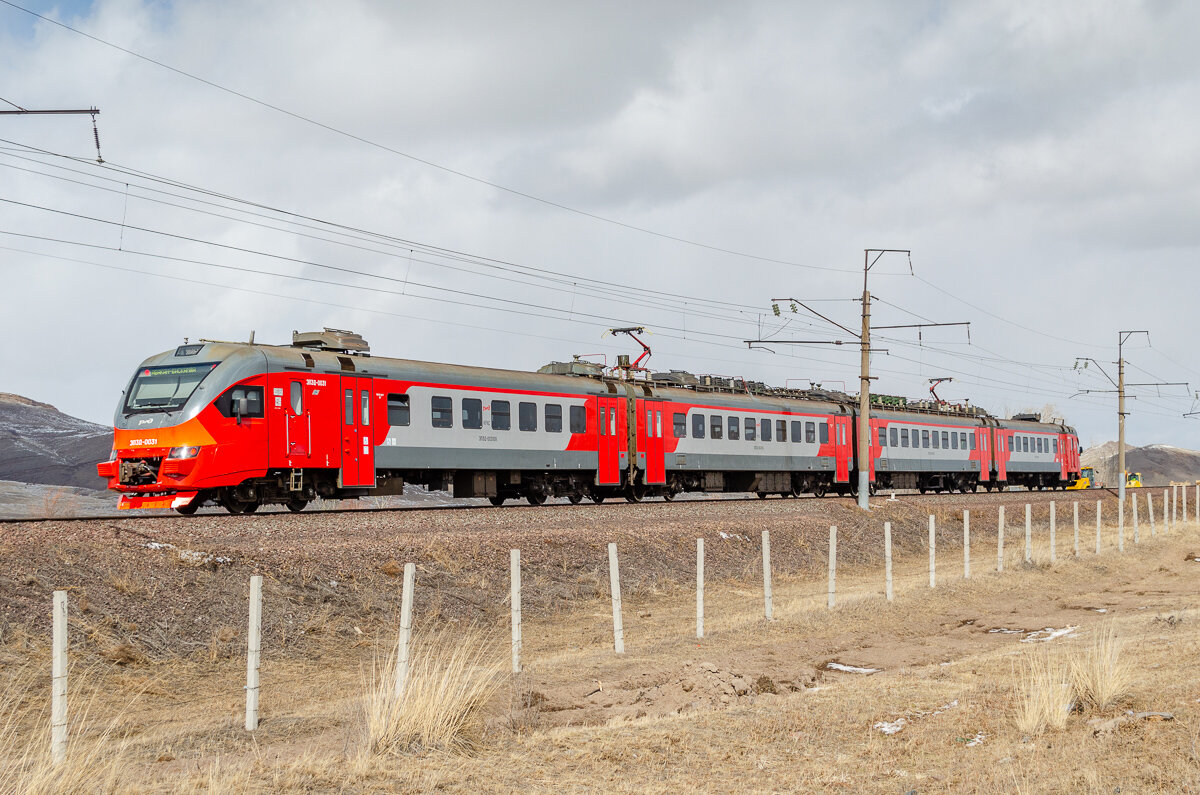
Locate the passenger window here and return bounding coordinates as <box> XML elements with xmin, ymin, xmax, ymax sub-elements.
<box><xmin>951</xmin><ymin>432</ymin><xmax>958</xmax><ymax>450</ymax></box>
<box><xmin>656</xmin><ymin>411</ymin><xmax>662</xmax><ymax>438</ymax></box>
<box><xmin>761</xmin><ymin>419</ymin><xmax>771</xmax><ymax>442</ymax></box>
<box><xmin>462</xmin><ymin>398</ymin><xmax>483</xmax><ymax>430</ymax></box>
<box><xmin>711</xmin><ymin>415</ymin><xmax>723</xmax><ymax>440</ymax></box>
<box><xmin>387</xmin><ymin>394</ymin><xmax>410</xmax><ymax>426</ymax></box>
<box><xmin>970</xmin><ymin>434</ymin><xmax>976</xmax><ymax>451</ymax></box>
<box><xmin>344</xmin><ymin>389</ymin><xmax>354</xmax><ymax>425</ymax></box>
<box><xmin>1023</xmin><ymin>437</ymin><xmax>1030</xmax><ymax>453</ymax></box>
<box><xmin>673</xmin><ymin>412</ymin><xmax>687</xmax><ymax>438</ymax></box>
<box><xmin>791</xmin><ymin>420</ymin><xmax>801</xmax><ymax>442</ymax></box>
<box><xmin>290</xmin><ymin>381</ymin><xmax>303</xmax><ymax>415</ymax></box>
<box><xmin>922</xmin><ymin>430</ymin><xmax>930</xmax><ymax>448</ymax></box>
<box><xmin>431</xmin><ymin>396</ymin><xmax>453</xmax><ymax>428</ymax></box>
<box><xmin>546</xmin><ymin>404</ymin><xmax>562</xmax><ymax>433</ymax></box>
<box><xmin>693</xmin><ymin>413</ymin><xmax>705</xmax><ymax>439</ymax></box>
<box><xmin>519</xmin><ymin>402</ymin><xmax>537</xmax><ymax>432</ymax></box>
<box><xmin>878</xmin><ymin>427</ymin><xmax>887</xmax><ymax>448</ymax></box>
<box><xmin>599</xmin><ymin>406</ymin><xmax>607</xmax><ymax>436</ymax></box>
<box><xmin>890</xmin><ymin>427</ymin><xmax>898</xmax><ymax>447</ymax></box>
<box><xmin>806</xmin><ymin>421</ymin><xmax>817</xmax><ymax>444</ymax></box>
<box><xmin>932</xmin><ymin>431</ymin><xmax>940</xmax><ymax>449</ymax></box>
<box><xmin>609</xmin><ymin>410</ymin><xmax>616</xmax><ymax>436</ymax></box>
<box><xmin>728</xmin><ymin>416</ymin><xmax>739</xmax><ymax>440</ymax></box>
<box><xmin>901</xmin><ymin>428</ymin><xmax>909</xmax><ymax>447</ymax></box>
<box><xmin>361</xmin><ymin>391</ymin><xmax>370</xmax><ymax>425</ymax></box>
<box><xmin>570</xmin><ymin>405</ymin><xmax>586</xmax><ymax>434</ymax></box>
<box><xmin>646</xmin><ymin>410</ymin><xmax>653</xmax><ymax>435</ymax></box>
<box><xmin>1053</xmin><ymin>439</ymin><xmax>1058</xmax><ymax>454</ymax></box>
<box><xmin>819</xmin><ymin>422</ymin><xmax>829</xmax><ymax>444</ymax></box>
<box><xmin>776</xmin><ymin>420</ymin><xmax>786</xmax><ymax>441</ymax></box>
<box><xmin>492</xmin><ymin>400</ymin><xmax>511</xmax><ymax>431</ymax></box>
<box><xmin>746</xmin><ymin>418</ymin><xmax>757</xmax><ymax>441</ymax></box>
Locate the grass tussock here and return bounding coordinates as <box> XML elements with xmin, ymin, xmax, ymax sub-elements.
<box><xmin>1014</xmin><ymin>650</ymin><xmax>1072</xmax><ymax>735</ymax></box>
<box><xmin>364</xmin><ymin>627</ymin><xmax>503</xmax><ymax>756</ymax></box>
<box><xmin>1069</xmin><ymin>623</ymin><xmax>1132</xmax><ymax>711</ymax></box>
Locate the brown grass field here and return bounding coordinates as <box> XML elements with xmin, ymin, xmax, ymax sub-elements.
<box><xmin>3</xmin><ymin>494</ymin><xmax>1200</xmax><ymax>793</ymax></box>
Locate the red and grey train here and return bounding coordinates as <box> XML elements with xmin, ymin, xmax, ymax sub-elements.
<box><xmin>97</xmin><ymin>330</ymin><xmax>1082</xmax><ymax>514</ymax></box>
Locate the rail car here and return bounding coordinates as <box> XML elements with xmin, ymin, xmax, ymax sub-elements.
<box><xmin>96</xmin><ymin>329</ymin><xmax>1082</xmax><ymax>513</ymax></box>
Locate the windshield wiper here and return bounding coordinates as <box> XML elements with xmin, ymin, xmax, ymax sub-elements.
<box><xmin>123</xmin><ymin>406</ymin><xmax>177</xmax><ymax>418</ymax></box>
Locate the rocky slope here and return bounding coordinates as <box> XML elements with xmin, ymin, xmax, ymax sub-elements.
<box><xmin>1081</xmin><ymin>440</ymin><xmax>1200</xmax><ymax>486</ymax></box>
<box><xmin>0</xmin><ymin>393</ymin><xmax>111</xmax><ymax>490</ymax></box>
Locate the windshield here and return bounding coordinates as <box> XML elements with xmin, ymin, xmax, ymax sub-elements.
<box><xmin>123</xmin><ymin>362</ymin><xmax>219</xmax><ymax>414</ymax></box>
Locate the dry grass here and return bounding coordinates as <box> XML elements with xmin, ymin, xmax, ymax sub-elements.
<box><xmin>364</xmin><ymin>627</ymin><xmax>504</xmax><ymax>756</ymax></box>
<box><xmin>1069</xmin><ymin>622</ymin><xmax>1133</xmax><ymax>711</ymax></box>
<box><xmin>1014</xmin><ymin>649</ymin><xmax>1073</xmax><ymax>734</ymax></box>
<box><xmin>107</xmin><ymin>568</ymin><xmax>143</xmax><ymax>597</ymax></box>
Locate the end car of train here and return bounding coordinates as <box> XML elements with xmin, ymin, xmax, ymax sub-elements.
<box><xmin>96</xmin><ymin>329</ymin><xmax>1082</xmax><ymax>514</ymax></box>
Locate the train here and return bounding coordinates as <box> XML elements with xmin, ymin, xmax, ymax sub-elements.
<box><xmin>96</xmin><ymin>329</ymin><xmax>1083</xmax><ymax>514</ymax></box>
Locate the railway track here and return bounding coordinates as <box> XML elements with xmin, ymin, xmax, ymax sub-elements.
<box><xmin>0</xmin><ymin>485</ymin><xmax>1157</xmax><ymax>525</ymax></box>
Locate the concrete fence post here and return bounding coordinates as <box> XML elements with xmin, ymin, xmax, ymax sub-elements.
<box><xmin>1095</xmin><ymin>501</ymin><xmax>1102</xmax><ymax>554</ymax></box>
<box><xmin>997</xmin><ymin>505</ymin><xmax>1005</xmax><ymax>573</ymax></box>
<box><xmin>1133</xmin><ymin>493</ymin><xmax>1140</xmax><ymax>544</ymax></box>
<box><xmin>1173</xmin><ymin>486</ymin><xmax>1179</xmax><ymax>527</ymax></box>
<box><xmin>762</xmin><ymin>530</ymin><xmax>774</xmax><ymax>620</ymax></box>
<box><xmin>607</xmin><ymin>543</ymin><xmax>624</xmax><ymax>654</ymax></box>
<box><xmin>395</xmin><ymin>563</ymin><xmax>415</xmax><ymax>698</ymax></box>
<box><xmin>929</xmin><ymin>515</ymin><xmax>936</xmax><ymax>588</ymax></box>
<box><xmin>510</xmin><ymin>550</ymin><xmax>521</xmax><ymax>674</ymax></box>
<box><xmin>1195</xmin><ymin>484</ymin><xmax>1198</xmax><ymax>524</ymax></box>
<box><xmin>1024</xmin><ymin>504</ymin><xmax>1032</xmax><ymax>564</ymax></box>
<box><xmin>883</xmin><ymin>522</ymin><xmax>893</xmax><ymax>602</ymax></box>
<box><xmin>1049</xmin><ymin>502</ymin><xmax>1056</xmax><ymax>563</ymax></box>
<box><xmin>1118</xmin><ymin>500</ymin><xmax>1125</xmax><ymax>553</ymax></box>
<box><xmin>1148</xmin><ymin>492</ymin><xmax>1157</xmax><ymax>537</ymax></box>
<box><xmin>1184</xmin><ymin>483</ymin><xmax>1188</xmax><ymax>523</ymax></box>
<box><xmin>1164</xmin><ymin>489</ymin><xmax>1170</xmax><ymax>533</ymax></box>
<box><xmin>696</xmin><ymin>538</ymin><xmax>704</xmax><ymax>639</ymax></box>
<box><xmin>1073</xmin><ymin>501</ymin><xmax>1080</xmax><ymax>557</ymax></box>
<box><xmin>245</xmin><ymin>575</ymin><xmax>263</xmax><ymax>731</ymax></box>
<box><xmin>827</xmin><ymin>526</ymin><xmax>837</xmax><ymax>609</ymax></box>
<box><xmin>51</xmin><ymin>590</ymin><xmax>67</xmax><ymax>765</ymax></box>
<box><xmin>963</xmin><ymin>510</ymin><xmax>971</xmax><ymax>579</ymax></box>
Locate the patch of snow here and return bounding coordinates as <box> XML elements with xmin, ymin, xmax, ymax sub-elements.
<box><xmin>1021</xmin><ymin>626</ymin><xmax>1078</xmax><ymax>643</ymax></box>
<box><xmin>966</xmin><ymin>732</ymin><xmax>986</xmax><ymax>747</ymax></box>
<box><xmin>178</xmin><ymin>549</ymin><xmax>233</xmax><ymax>566</ymax></box>
<box><xmin>874</xmin><ymin>700</ymin><xmax>958</xmax><ymax>736</ymax></box>
<box><xmin>1091</xmin><ymin>608</ymin><xmax>1109</xmax><ymax>613</ymax></box>
<box><xmin>826</xmin><ymin>662</ymin><xmax>880</xmax><ymax>675</ymax></box>
<box><xmin>874</xmin><ymin>718</ymin><xmax>908</xmax><ymax>735</ymax></box>
<box><xmin>988</xmin><ymin>628</ymin><xmax>1023</xmax><ymax>634</ymax></box>
<box><xmin>144</xmin><ymin>541</ymin><xmax>175</xmax><ymax>551</ymax></box>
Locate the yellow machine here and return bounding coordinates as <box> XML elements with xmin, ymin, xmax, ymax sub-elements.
<box><xmin>1126</xmin><ymin>471</ymin><xmax>1142</xmax><ymax>488</ymax></box>
<box><xmin>1068</xmin><ymin>467</ymin><xmax>1099</xmax><ymax>490</ymax></box>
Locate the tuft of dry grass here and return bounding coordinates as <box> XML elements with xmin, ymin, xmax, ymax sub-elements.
<box><xmin>380</xmin><ymin>559</ymin><xmax>403</xmax><ymax>577</ymax></box>
<box><xmin>1014</xmin><ymin>649</ymin><xmax>1073</xmax><ymax>735</ymax></box>
<box><xmin>1069</xmin><ymin>623</ymin><xmax>1133</xmax><ymax>711</ymax></box>
<box><xmin>364</xmin><ymin>627</ymin><xmax>503</xmax><ymax>756</ymax></box>
<box><xmin>107</xmin><ymin>569</ymin><xmax>144</xmax><ymax>597</ymax></box>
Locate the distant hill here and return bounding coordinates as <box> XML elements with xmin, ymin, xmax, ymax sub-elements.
<box><xmin>0</xmin><ymin>393</ymin><xmax>111</xmax><ymax>490</ymax></box>
<box><xmin>1081</xmin><ymin>441</ymin><xmax>1200</xmax><ymax>487</ymax></box>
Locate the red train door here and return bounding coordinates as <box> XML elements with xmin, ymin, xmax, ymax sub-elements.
<box><xmin>272</xmin><ymin>374</ymin><xmax>340</xmax><ymax>470</ymax></box>
<box><xmin>341</xmin><ymin>376</ymin><xmax>376</xmax><ymax>487</ymax></box>
<box><xmin>596</xmin><ymin>396</ymin><xmax>621</xmax><ymax>485</ymax></box>
<box><xmin>835</xmin><ymin>417</ymin><xmax>851</xmax><ymax>483</ymax></box>
<box><xmin>995</xmin><ymin>431</ymin><xmax>1008</xmax><ymax>482</ymax></box>
<box><xmin>642</xmin><ymin>399</ymin><xmax>666</xmax><ymax>485</ymax></box>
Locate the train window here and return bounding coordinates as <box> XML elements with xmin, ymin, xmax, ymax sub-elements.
<box><xmin>571</xmin><ymin>405</ymin><xmax>587</xmax><ymax>434</ymax></box>
<box><xmin>921</xmin><ymin>430</ymin><xmax>930</xmax><ymax>448</ymax></box>
<box><xmin>932</xmin><ymin>431</ymin><xmax>940</xmax><ymax>449</ymax></box>
<box><xmin>387</xmin><ymin>394</ymin><xmax>410</xmax><ymax>426</ymax></box>
<box><xmin>545</xmin><ymin>404</ymin><xmax>562</xmax><ymax>433</ymax></box>
<box><xmin>492</xmin><ymin>400</ymin><xmax>511</xmax><ymax>431</ymax></box>
<box><xmin>788</xmin><ymin>420</ymin><xmax>799</xmax><ymax>442</ymax></box>
<box><xmin>970</xmin><ymin>434</ymin><xmax>976</xmax><ymax>450</ymax></box>
<box><xmin>646</xmin><ymin>410</ymin><xmax>653</xmax><ymax>435</ymax></box>
<box><xmin>519</xmin><ymin>402</ymin><xmax>537</xmax><ymax>432</ymax></box>
<box><xmin>711</xmin><ymin>415</ymin><xmax>723</xmax><ymax>440</ymax></box>
<box><xmin>775</xmin><ymin>419</ymin><xmax>785</xmax><ymax>442</ymax></box>
<box><xmin>1023</xmin><ymin>437</ymin><xmax>1030</xmax><ymax>453</ymax></box>
<box><xmin>941</xmin><ymin>431</ymin><xmax>949</xmax><ymax>449</ymax></box>
<box><xmin>693</xmin><ymin>413</ymin><xmax>705</xmax><ymax>439</ymax></box>
<box><xmin>807</xmin><ymin>422</ymin><xmax>817</xmax><ymax>444</ymax></box>
<box><xmin>1037</xmin><ymin>438</ymin><xmax>1043</xmax><ymax>453</ymax></box>
<box><xmin>747</xmin><ymin>418</ymin><xmax>757</xmax><ymax>441</ymax></box>
<box><xmin>217</xmin><ymin>385</ymin><xmax>264</xmax><ymax>418</ymax></box>
<box><xmin>761</xmin><ymin>419</ymin><xmax>771</xmax><ymax>442</ymax></box>
<box><xmin>599</xmin><ymin>407</ymin><xmax>607</xmax><ymax>436</ymax></box>
<box><xmin>344</xmin><ymin>389</ymin><xmax>354</xmax><ymax>425</ymax></box>
<box><xmin>609</xmin><ymin>410</ymin><xmax>616</xmax><ymax>436</ymax></box>
<box><xmin>878</xmin><ymin>427</ymin><xmax>887</xmax><ymax>448</ymax></box>
<box><xmin>673</xmin><ymin>412</ymin><xmax>686</xmax><ymax>438</ymax></box>
<box><xmin>1053</xmin><ymin>439</ymin><xmax>1058</xmax><ymax>454</ymax></box>
<box><xmin>728</xmin><ymin>416</ymin><xmax>739</xmax><ymax>440</ymax></box>
<box><xmin>820</xmin><ymin>422</ymin><xmax>829</xmax><ymax>444</ymax></box>
<box><xmin>290</xmin><ymin>381</ymin><xmax>303</xmax><ymax>415</ymax></box>
<box><xmin>900</xmin><ymin>428</ymin><xmax>909</xmax><ymax>447</ymax></box>
<box><xmin>462</xmin><ymin>398</ymin><xmax>483</xmax><ymax>429</ymax></box>
<box><xmin>431</xmin><ymin>396</ymin><xmax>453</xmax><ymax>428</ymax></box>
<box><xmin>361</xmin><ymin>391</ymin><xmax>370</xmax><ymax>425</ymax></box>
<box><xmin>656</xmin><ymin>411</ymin><xmax>662</xmax><ymax>438</ymax></box>
<box><xmin>951</xmin><ymin>432</ymin><xmax>958</xmax><ymax>450</ymax></box>
<box><xmin>890</xmin><ymin>427</ymin><xmax>898</xmax><ymax>447</ymax></box>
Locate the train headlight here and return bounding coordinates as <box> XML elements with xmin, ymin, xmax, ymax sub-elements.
<box><xmin>167</xmin><ymin>445</ymin><xmax>201</xmax><ymax>460</ymax></box>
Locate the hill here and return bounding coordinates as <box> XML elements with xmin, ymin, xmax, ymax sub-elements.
<box><xmin>1081</xmin><ymin>440</ymin><xmax>1200</xmax><ymax>486</ymax></box>
<box><xmin>0</xmin><ymin>393</ymin><xmax>111</xmax><ymax>490</ymax></box>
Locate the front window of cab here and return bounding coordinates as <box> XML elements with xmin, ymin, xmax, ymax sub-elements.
<box><xmin>123</xmin><ymin>362</ymin><xmax>219</xmax><ymax>414</ymax></box>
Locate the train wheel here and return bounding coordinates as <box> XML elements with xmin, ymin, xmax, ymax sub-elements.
<box><xmin>663</xmin><ymin>490</ymin><xmax>676</xmax><ymax>502</ymax></box>
<box><xmin>756</xmin><ymin>492</ymin><xmax>767</xmax><ymax>499</ymax></box>
<box><xmin>489</xmin><ymin>496</ymin><xmax>506</xmax><ymax>507</ymax></box>
<box><xmin>223</xmin><ymin>497</ymin><xmax>255</xmax><ymax>515</ymax></box>
<box><xmin>813</xmin><ymin>482</ymin><xmax>827</xmax><ymax>498</ymax></box>
<box><xmin>918</xmin><ymin>485</ymin><xmax>927</xmax><ymax>495</ymax></box>
<box><xmin>286</xmin><ymin>498</ymin><xmax>308</xmax><ymax>513</ymax></box>
<box><xmin>526</xmin><ymin>493</ymin><xmax>547</xmax><ymax>506</ymax></box>
<box><xmin>568</xmin><ymin>493</ymin><xmax>583</xmax><ymax>505</ymax></box>
<box><xmin>175</xmin><ymin>501</ymin><xmax>200</xmax><ymax>516</ymax></box>
<box><xmin>591</xmin><ymin>494</ymin><xmax>606</xmax><ymax>504</ymax></box>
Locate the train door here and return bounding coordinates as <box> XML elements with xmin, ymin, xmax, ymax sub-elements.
<box><xmin>596</xmin><ymin>396</ymin><xmax>621</xmax><ymax>485</ymax></box>
<box><xmin>340</xmin><ymin>376</ymin><xmax>376</xmax><ymax>487</ymax></box>
<box><xmin>995</xmin><ymin>431</ymin><xmax>1008</xmax><ymax>483</ymax></box>
<box><xmin>977</xmin><ymin>428</ymin><xmax>990</xmax><ymax>483</ymax></box>
<box><xmin>272</xmin><ymin>374</ymin><xmax>340</xmax><ymax>470</ymax></box>
<box><xmin>835</xmin><ymin>416</ymin><xmax>851</xmax><ymax>483</ymax></box>
<box><xmin>641</xmin><ymin>399</ymin><xmax>666</xmax><ymax>485</ymax></box>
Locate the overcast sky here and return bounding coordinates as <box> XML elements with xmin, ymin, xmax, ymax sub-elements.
<box><xmin>1</xmin><ymin>0</ymin><xmax>1198</xmax><ymax>449</ymax></box>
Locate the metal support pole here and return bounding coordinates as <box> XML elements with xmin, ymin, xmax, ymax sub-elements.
<box><xmin>857</xmin><ymin>281</ymin><xmax>871</xmax><ymax>511</ymax></box>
